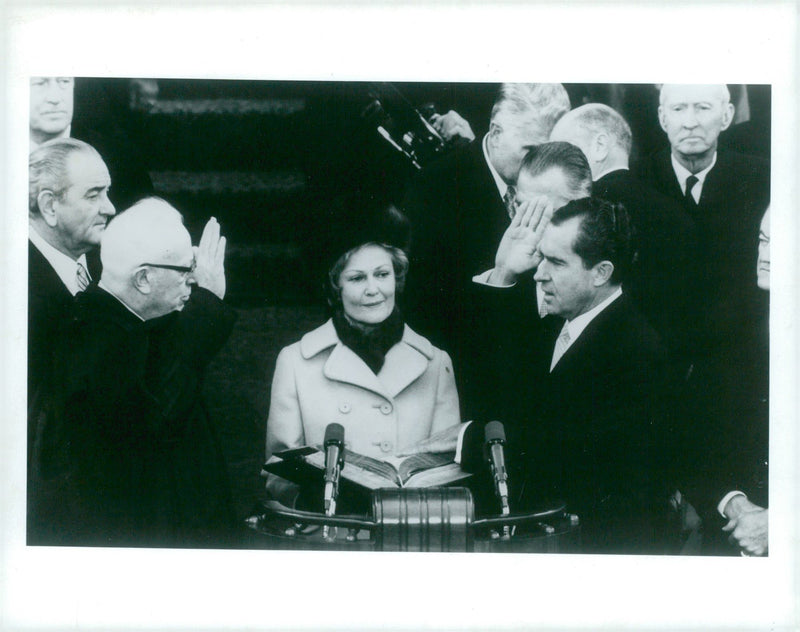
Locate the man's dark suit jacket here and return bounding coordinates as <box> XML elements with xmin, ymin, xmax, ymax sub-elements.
<box><xmin>27</xmin><ymin>240</ymin><xmax>104</xmax><ymax>543</ymax></box>
<box><xmin>638</xmin><ymin>149</ymin><xmax>770</xmax><ymax>357</ymax></box>
<box><xmin>28</xmin><ymin>241</ymin><xmax>100</xmax><ymax>455</ymax></box>
<box><xmin>402</xmin><ymin>140</ymin><xmax>539</xmax><ymax>419</ymax></box>
<box><xmin>34</xmin><ymin>286</ymin><xmax>237</xmax><ymax>548</ymax></box>
<box><xmin>28</xmin><ymin>242</ymin><xmax>72</xmax><ymax>437</ymax></box>
<box><xmin>463</xmin><ymin>293</ymin><xmax>673</xmax><ymax>554</ymax></box>
<box><xmin>672</xmin><ymin>295</ymin><xmax>769</xmax><ymax>554</ymax></box>
<box><xmin>639</xmin><ymin>149</ymin><xmax>770</xmax><ymax>553</ymax></box>
<box><xmin>593</xmin><ymin>169</ymin><xmax>699</xmax><ymax>365</ymax></box>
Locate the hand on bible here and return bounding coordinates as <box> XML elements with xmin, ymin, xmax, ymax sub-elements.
<box><xmin>193</xmin><ymin>217</ymin><xmax>227</xmax><ymax>299</ymax></box>
<box><xmin>397</xmin><ymin>423</ymin><xmax>462</xmax><ymax>457</ymax></box>
<box><xmin>490</xmin><ymin>196</ymin><xmax>553</xmax><ymax>286</ymax></box>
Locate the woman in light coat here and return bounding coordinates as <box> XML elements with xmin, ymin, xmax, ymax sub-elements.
<box><xmin>266</xmin><ymin>237</ymin><xmax>461</xmax><ymax>464</ymax></box>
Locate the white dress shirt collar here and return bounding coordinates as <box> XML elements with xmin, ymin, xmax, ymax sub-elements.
<box><xmin>29</xmin><ymin>224</ymin><xmax>89</xmax><ymax>296</ymax></box>
<box><xmin>482</xmin><ymin>134</ymin><xmax>509</xmax><ymax>199</ymax></box>
<box><xmin>670</xmin><ymin>151</ymin><xmax>717</xmax><ymax>204</ymax></box>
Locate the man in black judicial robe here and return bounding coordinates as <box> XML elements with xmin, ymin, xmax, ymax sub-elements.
<box><xmin>44</xmin><ymin>199</ymin><xmax>237</xmax><ymax>548</ymax></box>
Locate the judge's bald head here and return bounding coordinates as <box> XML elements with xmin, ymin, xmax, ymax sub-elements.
<box><xmin>101</xmin><ymin>197</ymin><xmax>195</xmax><ymax>320</ymax></box>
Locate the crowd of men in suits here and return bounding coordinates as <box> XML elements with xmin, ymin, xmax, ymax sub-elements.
<box><xmin>402</xmin><ymin>83</ymin><xmax>770</xmax><ymax>555</ymax></box>
<box><xmin>26</xmin><ymin>78</ymin><xmax>770</xmax><ymax>555</ymax></box>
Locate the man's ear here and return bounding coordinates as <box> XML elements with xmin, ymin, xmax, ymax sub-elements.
<box><xmin>36</xmin><ymin>190</ymin><xmax>59</xmax><ymax>227</ymax></box>
<box><xmin>720</xmin><ymin>101</ymin><xmax>735</xmax><ymax>131</ymax></box>
<box><xmin>592</xmin><ymin>260</ymin><xmax>614</xmax><ymax>286</ymax></box>
<box><xmin>657</xmin><ymin>106</ymin><xmax>668</xmax><ymax>133</ymax></box>
<box><xmin>591</xmin><ymin>132</ymin><xmax>610</xmax><ymax>163</ymax></box>
<box><xmin>132</xmin><ymin>267</ymin><xmax>151</xmax><ymax>294</ymax></box>
<box><xmin>487</xmin><ymin>121</ymin><xmax>502</xmax><ymax>147</ymax></box>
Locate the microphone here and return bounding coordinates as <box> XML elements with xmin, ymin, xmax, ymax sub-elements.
<box><xmin>322</xmin><ymin>423</ymin><xmax>345</xmax><ymax>540</ymax></box>
<box><xmin>485</xmin><ymin>421</ymin><xmax>511</xmax><ymax>539</ymax></box>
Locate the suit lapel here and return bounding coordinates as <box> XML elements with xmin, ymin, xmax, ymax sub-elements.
<box><xmin>656</xmin><ymin>150</ymin><xmax>685</xmax><ymax>203</ymax></box>
<box><xmin>29</xmin><ymin>240</ymin><xmax>71</xmax><ymax>301</ymax></box>
<box><xmin>461</xmin><ymin>143</ymin><xmax>510</xmax><ymax>271</ymax></box>
<box><xmin>549</xmin><ymin>296</ymin><xmax>626</xmax><ymax>378</ymax></box>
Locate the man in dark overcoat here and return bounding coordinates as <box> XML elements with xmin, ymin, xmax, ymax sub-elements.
<box><xmin>461</xmin><ymin>198</ymin><xmax>672</xmax><ymax>553</ymax></box>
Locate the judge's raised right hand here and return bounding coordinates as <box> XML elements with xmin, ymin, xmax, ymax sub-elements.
<box><xmin>193</xmin><ymin>217</ymin><xmax>227</xmax><ymax>299</ymax></box>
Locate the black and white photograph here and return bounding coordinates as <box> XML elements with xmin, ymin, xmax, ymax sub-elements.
<box><xmin>2</xmin><ymin>3</ymin><xmax>798</xmax><ymax>631</ymax></box>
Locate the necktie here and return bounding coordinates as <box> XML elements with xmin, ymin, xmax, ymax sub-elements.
<box><xmin>550</xmin><ymin>322</ymin><xmax>571</xmax><ymax>371</ymax></box>
<box><xmin>503</xmin><ymin>185</ymin><xmax>517</xmax><ymax>219</ymax></box>
<box><xmin>684</xmin><ymin>175</ymin><xmax>699</xmax><ymax>208</ymax></box>
<box><xmin>76</xmin><ymin>261</ymin><xmax>91</xmax><ymax>291</ymax></box>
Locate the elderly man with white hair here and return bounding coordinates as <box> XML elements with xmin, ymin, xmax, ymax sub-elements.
<box><xmin>38</xmin><ymin>198</ymin><xmax>238</xmax><ymax>548</ymax></box>
<box><xmin>640</xmin><ymin>85</ymin><xmax>769</xmax><ymax>356</ymax></box>
<box><xmin>639</xmin><ymin>85</ymin><xmax>770</xmax><ymax>555</ymax></box>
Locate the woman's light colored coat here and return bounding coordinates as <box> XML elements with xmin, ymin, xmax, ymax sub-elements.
<box><xmin>266</xmin><ymin>319</ymin><xmax>461</xmax><ymax>460</ymax></box>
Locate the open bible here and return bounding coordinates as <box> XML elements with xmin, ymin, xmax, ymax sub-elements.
<box><xmin>264</xmin><ymin>446</ymin><xmax>471</xmax><ymax>492</ymax></box>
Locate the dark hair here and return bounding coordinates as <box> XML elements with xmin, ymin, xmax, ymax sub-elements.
<box><xmin>550</xmin><ymin>197</ymin><xmax>635</xmax><ymax>285</ymax></box>
<box><xmin>519</xmin><ymin>141</ymin><xmax>593</xmax><ymax>198</ymax></box>
<box><xmin>325</xmin><ymin>242</ymin><xmax>409</xmax><ymax>308</ymax></box>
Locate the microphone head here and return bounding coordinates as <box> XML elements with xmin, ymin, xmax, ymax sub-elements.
<box><xmin>485</xmin><ymin>421</ymin><xmax>506</xmax><ymax>444</ymax></box>
<box><xmin>324</xmin><ymin>422</ymin><xmax>345</xmax><ymax>446</ymax></box>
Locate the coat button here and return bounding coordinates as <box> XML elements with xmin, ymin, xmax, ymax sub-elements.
<box><xmin>379</xmin><ymin>403</ymin><xmax>392</xmax><ymax>415</ymax></box>
<box><xmin>380</xmin><ymin>440</ymin><xmax>393</xmax><ymax>453</ymax></box>
<box><xmin>339</xmin><ymin>402</ymin><xmax>351</xmax><ymax>414</ymax></box>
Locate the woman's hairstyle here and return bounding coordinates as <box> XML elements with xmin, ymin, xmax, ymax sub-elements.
<box><xmin>325</xmin><ymin>242</ymin><xmax>409</xmax><ymax>308</ymax></box>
